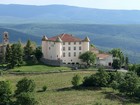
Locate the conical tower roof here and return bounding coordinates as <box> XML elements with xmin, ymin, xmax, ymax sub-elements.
<box><xmin>55</xmin><ymin>37</ymin><xmax>62</xmax><ymax>42</ymax></box>
<box><xmin>83</xmin><ymin>36</ymin><xmax>90</xmax><ymax>42</ymax></box>
<box><xmin>42</xmin><ymin>36</ymin><xmax>48</xmax><ymax>41</ymax></box>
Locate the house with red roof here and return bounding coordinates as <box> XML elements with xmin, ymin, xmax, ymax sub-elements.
<box><xmin>41</xmin><ymin>33</ymin><xmax>90</xmax><ymax>66</ymax></box>
<box><xmin>90</xmin><ymin>46</ymin><xmax>113</xmax><ymax>67</ymax></box>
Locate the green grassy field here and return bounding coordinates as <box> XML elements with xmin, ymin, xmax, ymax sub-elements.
<box><xmin>8</xmin><ymin>64</ymin><xmax>71</xmax><ymax>73</ymax></box>
<box><xmin>0</xmin><ymin>71</ymin><xmax>139</xmax><ymax>105</ymax></box>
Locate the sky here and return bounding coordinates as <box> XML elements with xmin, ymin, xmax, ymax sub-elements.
<box><xmin>0</xmin><ymin>0</ymin><xmax>140</xmax><ymax>10</ymax></box>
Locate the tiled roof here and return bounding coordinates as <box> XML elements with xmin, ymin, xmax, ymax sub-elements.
<box><xmin>48</xmin><ymin>33</ymin><xmax>82</xmax><ymax>42</ymax></box>
<box><xmin>96</xmin><ymin>53</ymin><xmax>112</xmax><ymax>60</ymax></box>
<box><xmin>90</xmin><ymin>47</ymin><xmax>99</xmax><ymax>54</ymax></box>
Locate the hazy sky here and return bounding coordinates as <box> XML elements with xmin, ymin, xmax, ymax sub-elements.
<box><xmin>0</xmin><ymin>0</ymin><xmax>140</xmax><ymax>10</ymax></box>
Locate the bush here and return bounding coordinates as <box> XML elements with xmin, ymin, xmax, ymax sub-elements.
<box><xmin>16</xmin><ymin>92</ymin><xmax>37</xmax><ymax>105</ymax></box>
<box><xmin>118</xmin><ymin>72</ymin><xmax>139</xmax><ymax>95</ymax></box>
<box><xmin>71</xmin><ymin>74</ymin><xmax>81</xmax><ymax>88</ymax></box>
<box><xmin>42</xmin><ymin>85</ymin><xmax>47</xmax><ymax>92</ymax></box>
<box><xmin>15</xmin><ymin>77</ymin><xmax>36</xmax><ymax>95</ymax></box>
<box><xmin>82</xmin><ymin>68</ymin><xmax>110</xmax><ymax>87</ymax></box>
<box><xmin>0</xmin><ymin>81</ymin><xmax>12</xmax><ymax>105</ymax></box>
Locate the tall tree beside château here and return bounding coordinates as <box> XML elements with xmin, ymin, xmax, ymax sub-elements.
<box><xmin>24</xmin><ymin>40</ymin><xmax>34</xmax><ymax>60</ymax></box>
<box><xmin>79</xmin><ymin>51</ymin><xmax>96</xmax><ymax>67</ymax></box>
<box><xmin>5</xmin><ymin>44</ymin><xmax>12</xmax><ymax>64</ymax></box>
<box><xmin>16</xmin><ymin>41</ymin><xmax>24</xmax><ymax>66</ymax></box>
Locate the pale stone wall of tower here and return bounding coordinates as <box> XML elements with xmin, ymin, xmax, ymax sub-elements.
<box><xmin>55</xmin><ymin>42</ymin><xmax>62</xmax><ymax>60</ymax></box>
<box><xmin>42</xmin><ymin>41</ymin><xmax>47</xmax><ymax>58</ymax></box>
<box><xmin>82</xmin><ymin>41</ymin><xmax>90</xmax><ymax>53</ymax></box>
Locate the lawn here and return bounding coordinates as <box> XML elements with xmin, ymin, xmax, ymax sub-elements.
<box><xmin>8</xmin><ymin>64</ymin><xmax>71</xmax><ymax>73</ymax></box>
<box><xmin>0</xmin><ymin>71</ymin><xmax>139</xmax><ymax>105</ymax></box>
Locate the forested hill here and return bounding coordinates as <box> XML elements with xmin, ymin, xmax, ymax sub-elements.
<box><xmin>0</xmin><ymin>27</ymin><xmax>40</xmax><ymax>43</ymax></box>
<box><xmin>1</xmin><ymin>4</ymin><xmax>140</xmax><ymax>24</ymax></box>
<box><xmin>1</xmin><ymin>23</ymin><xmax>140</xmax><ymax>63</ymax></box>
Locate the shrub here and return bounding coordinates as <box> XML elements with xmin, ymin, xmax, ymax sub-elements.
<box><xmin>42</xmin><ymin>85</ymin><xmax>47</xmax><ymax>92</ymax></box>
<box><xmin>0</xmin><ymin>81</ymin><xmax>12</xmax><ymax>105</ymax></box>
<box><xmin>71</xmin><ymin>74</ymin><xmax>81</xmax><ymax>88</ymax></box>
<box><xmin>16</xmin><ymin>92</ymin><xmax>37</xmax><ymax>105</ymax></box>
<box><xmin>82</xmin><ymin>68</ymin><xmax>110</xmax><ymax>87</ymax></box>
<box><xmin>15</xmin><ymin>77</ymin><xmax>36</xmax><ymax>95</ymax></box>
<box><xmin>118</xmin><ymin>72</ymin><xmax>139</xmax><ymax>95</ymax></box>
<box><xmin>110</xmin><ymin>80</ymin><xmax>119</xmax><ymax>91</ymax></box>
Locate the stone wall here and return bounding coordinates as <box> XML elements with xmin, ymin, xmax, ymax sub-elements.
<box><xmin>41</xmin><ymin>58</ymin><xmax>63</xmax><ymax>66</ymax></box>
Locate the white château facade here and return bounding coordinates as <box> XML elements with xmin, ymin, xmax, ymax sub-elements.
<box><xmin>41</xmin><ymin>33</ymin><xmax>90</xmax><ymax>66</ymax></box>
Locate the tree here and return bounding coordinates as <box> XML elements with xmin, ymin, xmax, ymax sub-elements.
<box><xmin>82</xmin><ymin>68</ymin><xmax>110</xmax><ymax>87</ymax></box>
<box><xmin>0</xmin><ymin>81</ymin><xmax>12</xmax><ymax>105</ymax></box>
<box><xmin>71</xmin><ymin>74</ymin><xmax>81</xmax><ymax>88</ymax></box>
<box><xmin>118</xmin><ymin>72</ymin><xmax>139</xmax><ymax>96</ymax></box>
<box><xmin>109</xmin><ymin>48</ymin><xmax>124</xmax><ymax>65</ymax></box>
<box><xmin>16</xmin><ymin>41</ymin><xmax>24</xmax><ymax>66</ymax></box>
<box><xmin>112</xmin><ymin>59</ymin><xmax>121</xmax><ymax>69</ymax></box>
<box><xmin>34</xmin><ymin>46</ymin><xmax>43</xmax><ymax>61</ymax></box>
<box><xmin>79</xmin><ymin>51</ymin><xmax>96</xmax><ymax>66</ymax></box>
<box><xmin>24</xmin><ymin>40</ymin><xmax>34</xmax><ymax>60</ymax></box>
<box><xmin>16</xmin><ymin>92</ymin><xmax>37</xmax><ymax>105</ymax></box>
<box><xmin>5</xmin><ymin>44</ymin><xmax>12</xmax><ymax>63</ymax></box>
<box><xmin>15</xmin><ymin>77</ymin><xmax>36</xmax><ymax>95</ymax></box>
<box><xmin>7</xmin><ymin>43</ymin><xmax>24</xmax><ymax>69</ymax></box>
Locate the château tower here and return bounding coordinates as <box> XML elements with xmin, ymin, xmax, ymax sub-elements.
<box><xmin>3</xmin><ymin>31</ymin><xmax>9</xmax><ymax>45</ymax></box>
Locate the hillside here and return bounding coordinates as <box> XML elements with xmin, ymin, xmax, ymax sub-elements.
<box><xmin>1</xmin><ymin>4</ymin><xmax>140</xmax><ymax>24</ymax></box>
<box><xmin>0</xmin><ymin>27</ymin><xmax>40</xmax><ymax>43</ymax></box>
<box><xmin>1</xmin><ymin>23</ymin><xmax>140</xmax><ymax>63</ymax></box>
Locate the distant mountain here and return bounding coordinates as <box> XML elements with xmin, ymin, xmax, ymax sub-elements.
<box><xmin>1</xmin><ymin>4</ymin><xmax>140</xmax><ymax>24</ymax></box>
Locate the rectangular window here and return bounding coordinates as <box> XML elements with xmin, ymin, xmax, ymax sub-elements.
<box><xmin>79</xmin><ymin>46</ymin><xmax>81</xmax><ymax>50</ymax></box>
<box><xmin>74</xmin><ymin>42</ymin><xmax>76</xmax><ymax>45</ymax></box>
<box><xmin>79</xmin><ymin>52</ymin><xmax>81</xmax><ymax>55</ymax></box>
<box><xmin>74</xmin><ymin>47</ymin><xmax>76</xmax><ymax>50</ymax></box>
<box><xmin>63</xmin><ymin>47</ymin><xmax>65</xmax><ymax>51</ymax></box>
<box><xmin>79</xmin><ymin>42</ymin><xmax>81</xmax><ymax>44</ymax></box>
<box><xmin>68</xmin><ymin>47</ymin><xmax>71</xmax><ymax>50</ymax></box>
<box><xmin>68</xmin><ymin>42</ymin><xmax>71</xmax><ymax>45</ymax></box>
<box><xmin>49</xmin><ymin>47</ymin><xmax>51</xmax><ymax>50</ymax></box>
<box><xmin>74</xmin><ymin>52</ymin><xmax>76</xmax><ymax>57</ymax></box>
<box><xmin>68</xmin><ymin>52</ymin><xmax>71</xmax><ymax>57</ymax></box>
<box><xmin>63</xmin><ymin>53</ymin><xmax>65</xmax><ymax>57</ymax></box>
<box><xmin>63</xmin><ymin>42</ymin><xmax>65</xmax><ymax>45</ymax></box>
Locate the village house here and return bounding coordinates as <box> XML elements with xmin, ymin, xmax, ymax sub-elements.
<box><xmin>90</xmin><ymin>46</ymin><xmax>113</xmax><ymax>67</ymax></box>
<box><xmin>41</xmin><ymin>33</ymin><xmax>113</xmax><ymax>67</ymax></box>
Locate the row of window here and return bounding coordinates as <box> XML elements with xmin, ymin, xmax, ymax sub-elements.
<box><xmin>63</xmin><ymin>52</ymin><xmax>81</xmax><ymax>57</ymax></box>
<box><xmin>63</xmin><ymin>42</ymin><xmax>81</xmax><ymax>45</ymax></box>
<box><xmin>63</xmin><ymin>46</ymin><xmax>81</xmax><ymax>51</ymax></box>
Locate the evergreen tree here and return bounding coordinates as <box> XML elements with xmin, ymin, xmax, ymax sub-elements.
<box><xmin>16</xmin><ymin>41</ymin><xmax>24</xmax><ymax>66</ymax></box>
<box><xmin>24</xmin><ymin>40</ymin><xmax>34</xmax><ymax>60</ymax></box>
<box><xmin>34</xmin><ymin>46</ymin><xmax>43</xmax><ymax>61</ymax></box>
<box><xmin>5</xmin><ymin>44</ymin><xmax>12</xmax><ymax>64</ymax></box>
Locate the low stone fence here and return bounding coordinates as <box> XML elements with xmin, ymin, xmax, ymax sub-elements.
<box><xmin>41</xmin><ymin>58</ymin><xmax>63</xmax><ymax>66</ymax></box>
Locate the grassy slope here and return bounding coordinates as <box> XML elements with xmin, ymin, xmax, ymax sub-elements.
<box><xmin>8</xmin><ymin>64</ymin><xmax>71</xmax><ymax>72</ymax></box>
<box><xmin>0</xmin><ymin>71</ymin><xmax>139</xmax><ymax>105</ymax></box>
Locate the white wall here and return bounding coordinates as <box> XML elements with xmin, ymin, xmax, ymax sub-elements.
<box><xmin>61</xmin><ymin>42</ymin><xmax>83</xmax><ymax>64</ymax></box>
<box><xmin>96</xmin><ymin>55</ymin><xmax>113</xmax><ymax>66</ymax></box>
<box><xmin>42</xmin><ymin>40</ymin><xmax>90</xmax><ymax>64</ymax></box>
